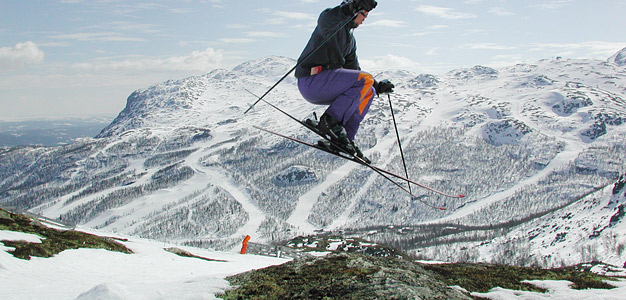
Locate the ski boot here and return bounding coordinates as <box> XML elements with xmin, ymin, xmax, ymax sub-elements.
<box><xmin>306</xmin><ymin>113</ymin><xmax>371</xmax><ymax>164</ymax></box>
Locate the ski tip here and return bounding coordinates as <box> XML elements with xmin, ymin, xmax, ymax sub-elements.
<box><xmin>439</xmin><ymin>207</ymin><xmax>447</xmax><ymax>211</ymax></box>
<box><xmin>243</xmin><ymin>105</ymin><xmax>254</xmax><ymax>114</ymax></box>
<box><xmin>458</xmin><ymin>194</ymin><xmax>466</xmax><ymax>198</ymax></box>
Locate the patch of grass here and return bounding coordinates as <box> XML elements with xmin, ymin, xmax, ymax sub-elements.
<box><xmin>0</xmin><ymin>208</ymin><xmax>132</xmax><ymax>260</ymax></box>
<box><xmin>219</xmin><ymin>254</ymin><xmax>381</xmax><ymax>300</ymax></box>
<box><xmin>423</xmin><ymin>262</ymin><xmax>617</xmax><ymax>294</ymax></box>
<box><xmin>164</xmin><ymin>247</ymin><xmax>227</xmax><ymax>262</ymax></box>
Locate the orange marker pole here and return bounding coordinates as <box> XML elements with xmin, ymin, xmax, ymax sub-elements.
<box><xmin>240</xmin><ymin>235</ymin><xmax>251</xmax><ymax>254</ymax></box>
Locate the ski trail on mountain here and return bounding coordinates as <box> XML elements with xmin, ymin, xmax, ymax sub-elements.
<box><xmin>327</xmin><ymin>136</ymin><xmax>401</xmax><ymax>230</ymax></box>
<box><xmin>287</xmin><ymin>132</ymin><xmax>402</xmax><ymax>231</ymax></box>
<box><xmin>287</xmin><ymin>161</ymin><xmax>359</xmax><ymax>232</ymax></box>
<box><xmin>438</xmin><ymin>144</ymin><xmax>582</xmax><ymax>222</ymax></box>
<box><xmin>205</xmin><ymin>166</ymin><xmax>266</xmax><ymax>240</ymax></box>
<box><xmin>437</xmin><ymin>89</ymin><xmax>588</xmax><ymax>222</ymax></box>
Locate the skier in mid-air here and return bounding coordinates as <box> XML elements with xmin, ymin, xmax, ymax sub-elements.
<box><xmin>251</xmin><ymin>0</ymin><xmax>464</xmax><ymax>203</ymax></box>
<box><xmin>295</xmin><ymin>0</ymin><xmax>395</xmax><ymax>164</ymax></box>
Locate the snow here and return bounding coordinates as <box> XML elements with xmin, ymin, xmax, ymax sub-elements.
<box><xmin>2</xmin><ymin>227</ymin><xmax>626</xmax><ymax>299</ymax></box>
<box><xmin>591</xmin><ymin>264</ymin><xmax>626</xmax><ymax>277</ymax></box>
<box><xmin>0</xmin><ymin>228</ymin><xmax>289</xmax><ymax>300</ymax></box>
<box><xmin>0</xmin><ymin>230</ymin><xmax>44</xmax><ymax>244</ymax></box>
<box><xmin>204</xmin><ymin>166</ymin><xmax>266</xmax><ymax>241</ymax></box>
<box><xmin>469</xmin><ymin>181</ymin><xmax>626</xmax><ymax>268</ymax></box>
<box><xmin>609</xmin><ymin>47</ymin><xmax>626</xmax><ymax>66</ymax></box>
<box><xmin>473</xmin><ymin>279</ymin><xmax>626</xmax><ymax>300</ymax></box>
<box><xmin>287</xmin><ymin>160</ymin><xmax>358</xmax><ymax>231</ymax></box>
<box><xmin>437</xmin><ymin>142</ymin><xmax>582</xmax><ymax>222</ymax></box>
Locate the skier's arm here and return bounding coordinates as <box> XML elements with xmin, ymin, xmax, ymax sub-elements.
<box><xmin>317</xmin><ymin>4</ymin><xmax>354</xmax><ymax>37</ymax></box>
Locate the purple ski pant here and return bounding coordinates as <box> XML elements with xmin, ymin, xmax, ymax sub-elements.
<box><xmin>297</xmin><ymin>68</ymin><xmax>375</xmax><ymax>140</ymax></box>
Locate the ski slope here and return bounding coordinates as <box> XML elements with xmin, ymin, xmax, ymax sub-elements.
<box><xmin>2</xmin><ymin>228</ymin><xmax>626</xmax><ymax>300</ymax></box>
<box><xmin>0</xmin><ymin>228</ymin><xmax>288</xmax><ymax>300</ymax></box>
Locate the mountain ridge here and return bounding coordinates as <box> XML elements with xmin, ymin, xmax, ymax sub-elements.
<box><xmin>609</xmin><ymin>46</ymin><xmax>626</xmax><ymax>66</ymax></box>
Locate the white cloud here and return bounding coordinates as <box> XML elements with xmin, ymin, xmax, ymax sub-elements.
<box><xmin>107</xmin><ymin>2</ymin><xmax>168</xmax><ymax>16</ymax></box>
<box><xmin>427</xmin><ymin>25</ymin><xmax>449</xmax><ymax>30</ymax></box>
<box><xmin>107</xmin><ymin>21</ymin><xmax>162</xmax><ymax>35</ymax></box>
<box><xmin>0</xmin><ymin>41</ymin><xmax>45</xmax><ymax>69</ymax></box>
<box><xmin>489</xmin><ymin>7</ymin><xmax>515</xmax><ymax>16</ymax></box>
<box><xmin>528</xmin><ymin>41</ymin><xmax>626</xmax><ymax>58</ymax></box>
<box><xmin>51</xmin><ymin>32</ymin><xmax>144</xmax><ymax>42</ymax></box>
<box><xmin>412</xmin><ymin>32</ymin><xmax>433</xmax><ymax>37</ymax></box>
<box><xmin>169</xmin><ymin>8</ymin><xmax>193</xmax><ymax>14</ymax></box>
<box><xmin>487</xmin><ymin>54</ymin><xmax>525</xmax><ymax>67</ymax></box>
<box><xmin>366</xmin><ymin>19</ymin><xmax>407</xmax><ymax>28</ymax></box>
<box><xmin>37</xmin><ymin>41</ymin><xmax>72</xmax><ymax>47</ymax></box>
<box><xmin>360</xmin><ymin>54</ymin><xmax>422</xmax><ymax>72</ymax></box>
<box><xmin>245</xmin><ymin>31</ymin><xmax>286</xmax><ymax>38</ymax></box>
<box><xmin>412</xmin><ymin>24</ymin><xmax>448</xmax><ymax>36</ymax></box>
<box><xmin>200</xmin><ymin>0</ymin><xmax>224</xmax><ymax>6</ymax></box>
<box><xmin>273</xmin><ymin>11</ymin><xmax>315</xmax><ymax>20</ymax></box>
<box><xmin>262</xmin><ymin>10</ymin><xmax>316</xmax><ymax>25</ymax></box>
<box><xmin>71</xmin><ymin>47</ymin><xmax>225</xmax><ymax>73</ymax></box>
<box><xmin>415</xmin><ymin>5</ymin><xmax>476</xmax><ymax>20</ymax></box>
<box><xmin>464</xmin><ymin>43</ymin><xmax>517</xmax><ymax>50</ymax></box>
<box><xmin>533</xmin><ymin>0</ymin><xmax>574</xmax><ymax>10</ymax></box>
<box><xmin>219</xmin><ymin>38</ymin><xmax>256</xmax><ymax>44</ymax></box>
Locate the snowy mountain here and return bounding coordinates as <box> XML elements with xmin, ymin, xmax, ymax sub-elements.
<box><xmin>1</xmin><ymin>50</ymin><xmax>625</xmax><ymax>267</ymax></box>
<box><xmin>482</xmin><ymin>174</ymin><xmax>626</xmax><ymax>266</ymax></box>
<box><xmin>409</xmin><ymin>173</ymin><xmax>626</xmax><ymax>267</ymax></box>
<box><xmin>609</xmin><ymin>47</ymin><xmax>626</xmax><ymax>66</ymax></box>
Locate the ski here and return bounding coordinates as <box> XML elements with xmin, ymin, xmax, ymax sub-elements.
<box><xmin>254</xmin><ymin>125</ymin><xmax>464</xmax><ymax>209</ymax></box>
<box><xmin>254</xmin><ymin>125</ymin><xmax>464</xmax><ymax>199</ymax></box>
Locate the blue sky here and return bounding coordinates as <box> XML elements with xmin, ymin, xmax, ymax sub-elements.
<box><xmin>1</xmin><ymin>0</ymin><xmax>625</xmax><ymax>120</ymax></box>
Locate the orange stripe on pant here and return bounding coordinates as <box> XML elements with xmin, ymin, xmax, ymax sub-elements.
<box><xmin>358</xmin><ymin>72</ymin><xmax>374</xmax><ymax>115</ymax></box>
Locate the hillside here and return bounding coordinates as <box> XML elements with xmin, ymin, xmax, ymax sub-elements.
<box><xmin>1</xmin><ymin>50</ymin><xmax>625</xmax><ymax>268</ymax></box>
<box><xmin>1</xmin><ymin>208</ymin><xmax>625</xmax><ymax>299</ymax></box>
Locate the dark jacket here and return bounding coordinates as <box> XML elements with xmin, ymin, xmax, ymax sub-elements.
<box><xmin>294</xmin><ymin>4</ymin><xmax>360</xmax><ymax>78</ymax></box>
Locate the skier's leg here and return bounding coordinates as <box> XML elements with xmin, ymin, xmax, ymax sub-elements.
<box><xmin>326</xmin><ymin>71</ymin><xmax>374</xmax><ymax>140</ymax></box>
<box><xmin>297</xmin><ymin>69</ymin><xmax>357</xmax><ymax>105</ymax></box>
<box><xmin>297</xmin><ymin>69</ymin><xmax>374</xmax><ymax>160</ymax></box>
<box><xmin>298</xmin><ymin>69</ymin><xmax>374</xmax><ymax>128</ymax></box>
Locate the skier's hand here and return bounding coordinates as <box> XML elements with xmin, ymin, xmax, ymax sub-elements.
<box><xmin>355</xmin><ymin>0</ymin><xmax>377</xmax><ymax>12</ymax></box>
<box><xmin>374</xmin><ymin>79</ymin><xmax>394</xmax><ymax>95</ymax></box>
<box><xmin>345</xmin><ymin>0</ymin><xmax>377</xmax><ymax>15</ymax></box>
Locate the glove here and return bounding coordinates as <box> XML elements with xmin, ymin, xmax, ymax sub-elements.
<box><xmin>344</xmin><ymin>0</ymin><xmax>377</xmax><ymax>15</ymax></box>
<box><xmin>374</xmin><ymin>79</ymin><xmax>394</xmax><ymax>95</ymax></box>
<box><xmin>355</xmin><ymin>0</ymin><xmax>377</xmax><ymax>12</ymax></box>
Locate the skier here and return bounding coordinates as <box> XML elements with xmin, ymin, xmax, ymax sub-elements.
<box><xmin>295</xmin><ymin>0</ymin><xmax>395</xmax><ymax>164</ymax></box>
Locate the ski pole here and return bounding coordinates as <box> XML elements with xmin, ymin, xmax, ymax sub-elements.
<box><xmin>243</xmin><ymin>12</ymin><xmax>359</xmax><ymax>114</ymax></box>
<box><xmin>387</xmin><ymin>93</ymin><xmax>412</xmax><ymax>194</ymax></box>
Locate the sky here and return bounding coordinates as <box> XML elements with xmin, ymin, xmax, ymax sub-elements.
<box><xmin>1</xmin><ymin>0</ymin><xmax>625</xmax><ymax>120</ymax></box>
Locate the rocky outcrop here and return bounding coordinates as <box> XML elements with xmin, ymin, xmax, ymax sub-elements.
<box><xmin>220</xmin><ymin>253</ymin><xmax>472</xmax><ymax>300</ymax></box>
